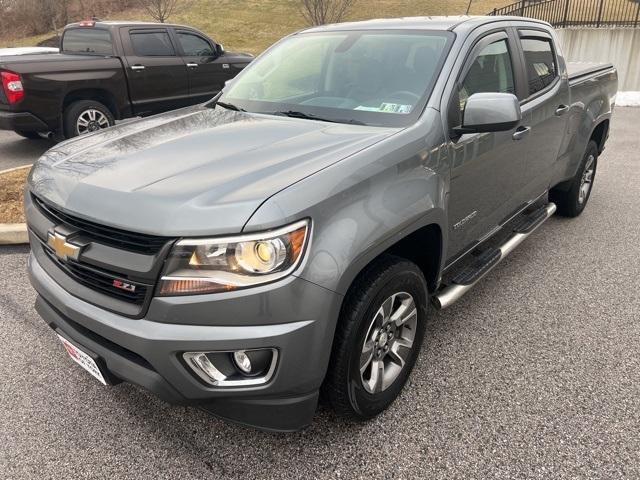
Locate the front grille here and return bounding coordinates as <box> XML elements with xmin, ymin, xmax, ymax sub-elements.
<box><xmin>33</xmin><ymin>194</ymin><xmax>168</xmax><ymax>255</ymax></box>
<box><xmin>43</xmin><ymin>247</ymin><xmax>149</xmax><ymax>305</ymax></box>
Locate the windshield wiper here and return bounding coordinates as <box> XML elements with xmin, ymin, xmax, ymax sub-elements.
<box><xmin>216</xmin><ymin>101</ymin><xmax>246</xmax><ymax>112</ymax></box>
<box><xmin>270</xmin><ymin>110</ymin><xmax>364</xmax><ymax>125</ymax></box>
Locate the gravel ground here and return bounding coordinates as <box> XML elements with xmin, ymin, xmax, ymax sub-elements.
<box><xmin>1</xmin><ymin>108</ymin><xmax>639</xmax><ymax>479</ymax></box>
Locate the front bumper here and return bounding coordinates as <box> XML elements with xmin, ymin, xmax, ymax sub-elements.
<box><xmin>28</xmin><ymin>253</ymin><xmax>343</xmax><ymax>432</ymax></box>
<box><xmin>0</xmin><ymin>109</ymin><xmax>49</xmax><ymax>132</ymax></box>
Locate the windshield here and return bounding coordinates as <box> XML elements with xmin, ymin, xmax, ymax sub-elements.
<box><xmin>218</xmin><ymin>30</ymin><xmax>454</xmax><ymax>127</ymax></box>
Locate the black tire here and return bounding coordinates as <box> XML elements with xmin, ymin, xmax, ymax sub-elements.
<box><xmin>550</xmin><ymin>140</ymin><xmax>598</xmax><ymax>217</ymax></box>
<box><xmin>14</xmin><ymin>130</ymin><xmax>42</xmax><ymax>139</ymax></box>
<box><xmin>63</xmin><ymin>100</ymin><xmax>115</xmax><ymax>138</ymax></box>
<box><xmin>322</xmin><ymin>254</ymin><xmax>428</xmax><ymax>421</ymax></box>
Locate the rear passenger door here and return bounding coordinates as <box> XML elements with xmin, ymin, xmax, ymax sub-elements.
<box><xmin>515</xmin><ymin>29</ymin><xmax>570</xmax><ymax>201</ymax></box>
<box><xmin>174</xmin><ymin>29</ymin><xmax>226</xmax><ymax>103</ymax></box>
<box><xmin>120</xmin><ymin>27</ymin><xmax>190</xmax><ymax>115</ymax></box>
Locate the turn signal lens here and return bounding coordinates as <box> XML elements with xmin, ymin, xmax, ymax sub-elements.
<box><xmin>1</xmin><ymin>71</ymin><xmax>24</xmax><ymax>104</ymax></box>
<box><xmin>158</xmin><ymin>219</ymin><xmax>310</xmax><ymax>296</ymax></box>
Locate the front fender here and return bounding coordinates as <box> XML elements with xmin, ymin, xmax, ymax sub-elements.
<box><xmin>244</xmin><ymin>114</ymin><xmax>450</xmax><ymax>295</ymax></box>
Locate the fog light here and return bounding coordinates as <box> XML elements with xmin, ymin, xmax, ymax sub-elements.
<box><xmin>183</xmin><ymin>349</ymin><xmax>278</xmax><ymax>387</ymax></box>
<box><xmin>233</xmin><ymin>350</ymin><xmax>252</xmax><ymax>374</ymax></box>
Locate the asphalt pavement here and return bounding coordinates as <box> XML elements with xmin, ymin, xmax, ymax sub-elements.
<box><xmin>0</xmin><ymin>130</ymin><xmax>51</xmax><ymax>171</ymax></box>
<box><xmin>1</xmin><ymin>108</ymin><xmax>639</xmax><ymax>479</ymax></box>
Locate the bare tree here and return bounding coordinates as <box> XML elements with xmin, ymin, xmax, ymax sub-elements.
<box><xmin>139</xmin><ymin>0</ymin><xmax>180</xmax><ymax>23</ymax></box>
<box><xmin>0</xmin><ymin>0</ymin><xmax>134</xmax><ymax>39</ymax></box>
<box><xmin>299</xmin><ymin>0</ymin><xmax>356</xmax><ymax>26</ymax></box>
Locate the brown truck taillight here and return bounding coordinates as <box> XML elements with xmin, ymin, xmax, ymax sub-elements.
<box><xmin>1</xmin><ymin>71</ymin><xmax>24</xmax><ymax>104</ymax></box>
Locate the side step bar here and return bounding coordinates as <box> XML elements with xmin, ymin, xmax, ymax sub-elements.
<box><xmin>433</xmin><ymin>203</ymin><xmax>557</xmax><ymax>310</ymax></box>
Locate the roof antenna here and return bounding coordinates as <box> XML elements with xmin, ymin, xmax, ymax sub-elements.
<box><xmin>465</xmin><ymin>0</ymin><xmax>473</xmax><ymax>14</ymax></box>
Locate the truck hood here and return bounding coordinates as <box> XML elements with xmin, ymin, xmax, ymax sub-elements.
<box><xmin>29</xmin><ymin>105</ymin><xmax>397</xmax><ymax>236</ymax></box>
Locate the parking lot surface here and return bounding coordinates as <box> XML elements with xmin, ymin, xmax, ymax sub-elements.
<box><xmin>1</xmin><ymin>108</ymin><xmax>639</xmax><ymax>479</ymax></box>
<box><xmin>0</xmin><ymin>130</ymin><xmax>52</xmax><ymax>171</ymax></box>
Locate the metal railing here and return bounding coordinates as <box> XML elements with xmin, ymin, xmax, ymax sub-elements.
<box><xmin>489</xmin><ymin>0</ymin><xmax>640</xmax><ymax>27</ymax></box>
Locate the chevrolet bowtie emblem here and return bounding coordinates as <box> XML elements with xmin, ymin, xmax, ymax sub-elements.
<box><xmin>47</xmin><ymin>231</ymin><xmax>82</xmax><ymax>261</ymax></box>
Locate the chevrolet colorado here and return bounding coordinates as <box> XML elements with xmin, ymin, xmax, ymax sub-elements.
<box><xmin>0</xmin><ymin>20</ymin><xmax>252</xmax><ymax>139</ymax></box>
<box><xmin>26</xmin><ymin>16</ymin><xmax>617</xmax><ymax>431</ymax></box>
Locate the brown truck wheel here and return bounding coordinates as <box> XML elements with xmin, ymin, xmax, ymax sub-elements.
<box><xmin>63</xmin><ymin>100</ymin><xmax>115</xmax><ymax>138</ymax></box>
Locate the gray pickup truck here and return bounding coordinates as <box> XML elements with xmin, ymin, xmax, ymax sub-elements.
<box><xmin>25</xmin><ymin>16</ymin><xmax>617</xmax><ymax>431</ymax></box>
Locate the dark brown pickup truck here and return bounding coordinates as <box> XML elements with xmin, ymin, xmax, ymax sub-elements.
<box><xmin>0</xmin><ymin>20</ymin><xmax>252</xmax><ymax>139</ymax></box>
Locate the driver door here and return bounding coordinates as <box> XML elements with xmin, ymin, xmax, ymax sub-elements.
<box><xmin>446</xmin><ymin>30</ymin><xmax>531</xmax><ymax>260</ymax></box>
<box><xmin>174</xmin><ymin>29</ymin><xmax>227</xmax><ymax>103</ymax></box>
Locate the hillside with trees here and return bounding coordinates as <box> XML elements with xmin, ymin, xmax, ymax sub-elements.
<box><xmin>0</xmin><ymin>0</ymin><xmax>509</xmax><ymax>54</ymax></box>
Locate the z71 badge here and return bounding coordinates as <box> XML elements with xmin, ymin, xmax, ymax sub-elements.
<box><xmin>112</xmin><ymin>279</ymin><xmax>136</xmax><ymax>292</ymax></box>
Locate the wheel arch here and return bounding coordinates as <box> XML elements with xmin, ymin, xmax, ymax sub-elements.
<box><xmin>337</xmin><ymin>217</ymin><xmax>446</xmax><ymax>300</ymax></box>
<box><xmin>590</xmin><ymin>118</ymin><xmax>609</xmax><ymax>154</ymax></box>
<box><xmin>62</xmin><ymin>88</ymin><xmax>120</xmax><ymax>119</ymax></box>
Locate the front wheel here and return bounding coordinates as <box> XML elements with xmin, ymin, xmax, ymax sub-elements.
<box><xmin>322</xmin><ymin>255</ymin><xmax>428</xmax><ymax>420</ymax></box>
<box><xmin>63</xmin><ymin>100</ymin><xmax>115</xmax><ymax>138</ymax></box>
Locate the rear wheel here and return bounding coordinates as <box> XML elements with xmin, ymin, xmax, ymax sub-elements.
<box><xmin>13</xmin><ymin>130</ymin><xmax>42</xmax><ymax>139</ymax></box>
<box><xmin>63</xmin><ymin>100</ymin><xmax>115</xmax><ymax>138</ymax></box>
<box><xmin>550</xmin><ymin>140</ymin><xmax>598</xmax><ymax>217</ymax></box>
<box><xmin>323</xmin><ymin>255</ymin><xmax>428</xmax><ymax>420</ymax></box>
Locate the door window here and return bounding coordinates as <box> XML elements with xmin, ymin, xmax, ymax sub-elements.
<box><xmin>130</xmin><ymin>31</ymin><xmax>175</xmax><ymax>56</ymax></box>
<box><xmin>177</xmin><ymin>32</ymin><xmax>215</xmax><ymax>56</ymax></box>
<box><xmin>459</xmin><ymin>39</ymin><xmax>515</xmax><ymax>113</ymax></box>
<box><xmin>520</xmin><ymin>37</ymin><xmax>557</xmax><ymax>96</ymax></box>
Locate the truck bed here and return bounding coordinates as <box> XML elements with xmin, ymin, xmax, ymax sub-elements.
<box><xmin>567</xmin><ymin>62</ymin><xmax>615</xmax><ymax>84</ymax></box>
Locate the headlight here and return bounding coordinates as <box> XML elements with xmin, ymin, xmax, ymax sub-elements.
<box><xmin>158</xmin><ymin>219</ymin><xmax>310</xmax><ymax>296</ymax></box>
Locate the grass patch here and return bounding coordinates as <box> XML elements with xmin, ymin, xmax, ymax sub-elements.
<box><xmin>0</xmin><ymin>167</ymin><xmax>29</xmax><ymax>224</ymax></box>
<box><xmin>2</xmin><ymin>0</ymin><xmax>510</xmax><ymax>54</ymax></box>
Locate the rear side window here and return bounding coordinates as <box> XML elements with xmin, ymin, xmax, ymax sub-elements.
<box><xmin>521</xmin><ymin>37</ymin><xmax>557</xmax><ymax>96</ymax></box>
<box><xmin>130</xmin><ymin>31</ymin><xmax>175</xmax><ymax>56</ymax></box>
<box><xmin>63</xmin><ymin>29</ymin><xmax>113</xmax><ymax>55</ymax></box>
<box><xmin>177</xmin><ymin>32</ymin><xmax>214</xmax><ymax>56</ymax></box>
<box><xmin>459</xmin><ymin>39</ymin><xmax>515</xmax><ymax>113</ymax></box>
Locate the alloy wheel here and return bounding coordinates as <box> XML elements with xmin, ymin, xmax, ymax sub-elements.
<box><xmin>359</xmin><ymin>292</ymin><xmax>417</xmax><ymax>394</ymax></box>
<box><xmin>76</xmin><ymin>109</ymin><xmax>110</xmax><ymax>135</ymax></box>
<box><xmin>578</xmin><ymin>154</ymin><xmax>595</xmax><ymax>205</ymax></box>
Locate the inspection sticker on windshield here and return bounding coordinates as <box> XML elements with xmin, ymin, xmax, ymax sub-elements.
<box><xmin>380</xmin><ymin>103</ymin><xmax>413</xmax><ymax>114</ymax></box>
<box><xmin>57</xmin><ymin>334</ymin><xmax>107</xmax><ymax>385</ymax></box>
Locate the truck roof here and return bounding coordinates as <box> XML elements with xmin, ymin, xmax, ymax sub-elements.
<box><xmin>65</xmin><ymin>20</ymin><xmax>196</xmax><ymax>30</ymax></box>
<box><xmin>302</xmin><ymin>15</ymin><xmax>551</xmax><ymax>33</ymax></box>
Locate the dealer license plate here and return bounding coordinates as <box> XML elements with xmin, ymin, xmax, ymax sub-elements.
<box><xmin>57</xmin><ymin>334</ymin><xmax>107</xmax><ymax>385</ymax></box>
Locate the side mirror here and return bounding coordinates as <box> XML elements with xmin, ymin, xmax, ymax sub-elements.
<box><xmin>216</xmin><ymin>43</ymin><xmax>225</xmax><ymax>56</ymax></box>
<box><xmin>454</xmin><ymin>92</ymin><xmax>521</xmax><ymax>135</ymax></box>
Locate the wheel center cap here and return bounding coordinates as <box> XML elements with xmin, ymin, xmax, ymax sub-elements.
<box><xmin>377</xmin><ymin>331</ymin><xmax>388</xmax><ymax>347</ymax></box>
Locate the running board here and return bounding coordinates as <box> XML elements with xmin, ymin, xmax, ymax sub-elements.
<box><xmin>433</xmin><ymin>203</ymin><xmax>557</xmax><ymax>310</ymax></box>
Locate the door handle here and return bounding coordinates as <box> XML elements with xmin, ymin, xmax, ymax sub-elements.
<box><xmin>186</xmin><ymin>63</ymin><xmax>199</xmax><ymax>68</ymax></box>
<box><xmin>555</xmin><ymin>104</ymin><xmax>570</xmax><ymax>116</ymax></box>
<box><xmin>131</xmin><ymin>65</ymin><xmax>145</xmax><ymax>71</ymax></box>
<box><xmin>512</xmin><ymin>126</ymin><xmax>531</xmax><ymax>141</ymax></box>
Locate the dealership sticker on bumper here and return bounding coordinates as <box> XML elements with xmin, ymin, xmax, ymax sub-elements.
<box><xmin>57</xmin><ymin>334</ymin><xmax>107</xmax><ymax>385</ymax></box>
